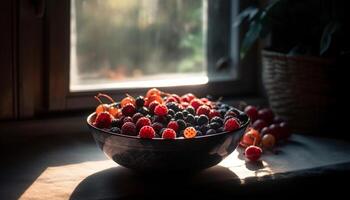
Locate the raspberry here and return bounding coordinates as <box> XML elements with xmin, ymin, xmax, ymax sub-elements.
<box><xmin>94</xmin><ymin>112</ymin><xmax>113</xmax><ymax>129</ymax></box>
<box><xmin>148</xmin><ymin>101</ymin><xmax>160</xmax><ymax>114</ymax></box>
<box><xmin>154</xmin><ymin>104</ymin><xmax>168</xmax><ymax>116</ymax></box>
<box><xmin>151</xmin><ymin>122</ymin><xmax>163</xmax><ymax>134</ymax></box>
<box><xmin>167</xmin><ymin>120</ymin><xmax>179</xmax><ymax>132</ymax></box>
<box><xmin>165</xmin><ymin>96</ymin><xmax>177</xmax><ymax>103</ymax></box>
<box><xmin>121</xmin><ymin>103</ymin><xmax>136</xmax><ymax>116</ymax></box>
<box><xmin>209</xmin><ymin>109</ymin><xmax>221</xmax><ymax>119</ymax></box>
<box><xmin>170</xmin><ymin>94</ymin><xmax>181</xmax><ymax>103</ymax></box>
<box><xmin>196</xmin><ymin>105</ymin><xmax>210</xmax><ymax>116</ymax></box>
<box><xmin>139</xmin><ymin>126</ymin><xmax>155</xmax><ymax>139</ymax></box>
<box><xmin>224</xmin><ymin>118</ymin><xmax>240</xmax><ymax>132</ymax></box>
<box><xmin>161</xmin><ymin>128</ymin><xmax>176</xmax><ymax>139</ymax></box>
<box><xmin>132</xmin><ymin>113</ymin><xmax>144</xmax><ymax>123</ymax></box>
<box><xmin>190</xmin><ymin>98</ymin><xmax>203</xmax><ymax>110</ymax></box>
<box><xmin>136</xmin><ymin>117</ymin><xmax>151</xmax><ymax>130</ymax></box>
<box><xmin>121</xmin><ymin>122</ymin><xmax>137</xmax><ymax>136</ymax></box>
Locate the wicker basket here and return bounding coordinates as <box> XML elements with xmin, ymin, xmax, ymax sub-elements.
<box><xmin>261</xmin><ymin>50</ymin><xmax>336</xmax><ymax>133</ymax></box>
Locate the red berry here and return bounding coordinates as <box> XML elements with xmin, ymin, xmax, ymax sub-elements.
<box><xmin>151</xmin><ymin>122</ymin><xmax>163</xmax><ymax>134</ymax></box>
<box><xmin>121</xmin><ymin>103</ymin><xmax>136</xmax><ymax>116</ymax></box>
<box><xmin>186</xmin><ymin>93</ymin><xmax>196</xmax><ymax>102</ymax></box>
<box><xmin>171</xmin><ymin>94</ymin><xmax>181</xmax><ymax>103</ymax></box>
<box><xmin>241</xmin><ymin>128</ymin><xmax>261</xmax><ymax>147</ymax></box>
<box><xmin>245</xmin><ymin>145</ymin><xmax>262</xmax><ymax>161</ymax></box>
<box><xmin>123</xmin><ymin>116</ymin><xmax>133</xmax><ymax>123</ymax></box>
<box><xmin>257</xmin><ymin>108</ymin><xmax>274</xmax><ymax>124</ymax></box>
<box><xmin>190</xmin><ymin>98</ymin><xmax>203</xmax><ymax>110</ymax></box>
<box><xmin>244</xmin><ymin>105</ymin><xmax>258</xmax><ymax>122</ymax></box>
<box><xmin>200</xmin><ymin>97</ymin><xmax>209</xmax><ymax>103</ymax></box>
<box><xmin>196</xmin><ymin>105</ymin><xmax>210</xmax><ymax>116</ymax></box>
<box><xmin>167</xmin><ymin>120</ymin><xmax>179</xmax><ymax>132</ymax></box>
<box><xmin>224</xmin><ymin>118</ymin><xmax>240</xmax><ymax>132</ymax></box>
<box><xmin>260</xmin><ymin>126</ymin><xmax>271</xmax><ymax>136</ymax></box>
<box><xmin>251</xmin><ymin>119</ymin><xmax>268</xmax><ymax>132</ymax></box>
<box><xmin>136</xmin><ymin>117</ymin><xmax>151</xmax><ymax>130</ymax></box>
<box><xmin>121</xmin><ymin>122</ymin><xmax>137</xmax><ymax>136</ymax></box>
<box><xmin>165</xmin><ymin>96</ymin><xmax>177</xmax><ymax>103</ymax></box>
<box><xmin>209</xmin><ymin>109</ymin><xmax>221</xmax><ymax>119</ymax></box>
<box><xmin>148</xmin><ymin>101</ymin><xmax>160</xmax><ymax>114</ymax></box>
<box><xmin>132</xmin><ymin>113</ymin><xmax>144</xmax><ymax>123</ymax></box>
<box><xmin>94</xmin><ymin>112</ymin><xmax>113</xmax><ymax>129</ymax></box>
<box><xmin>154</xmin><ymin>104</ymin><xmax>168</xmax><ymax>116</ymax></box>
<box><xmin>181</xmin><ymin>95</ymin><xmax>191</xmax><ymax>103</ymax></box>
<box><xmin>162</xmin><ymin>128</ymin><xmax>176</xmax><ymax>139</ymax></box>
<box><xmin>279</xmin><ymin>122</ymin><xmax>291</xmax><ymax>139</ymax></box>
<box><xmin>139</xmin><ymin>125</ymin><xmax>155</xmax><ymax>139</ymax></box>
<box><xmin>180</xmin><ymin>102</ymin><xmax>189</xmax><ymax>109</ymax></box>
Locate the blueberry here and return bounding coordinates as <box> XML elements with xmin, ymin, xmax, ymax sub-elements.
<box><xmin>185</xmin><ymin>114</ymin><xmax>195</xmax><ymax>124</ymax></box>
<box><xmin>200</xmin><ymin>125</ymin><xmax>210</xmax><ymax>134</ymax></box>
<box><xmin>217</xmin><ymin>127</ymin><xmax>224</xmax><ymax>132</ymax></box>
<box><xmin>209</xmin><ymin>122</ymin><xmax>221</xmax><ymax>130</ymax></box>
<box><xmin>176</xmin><ymin>119</ymin><xmax>186</xmax><ymax>131</ymax></box>
<box><xmin>194</xmin><ymin>115</ymin><xmax>199</xmax><ymax>125</ymax></box>
<box><xmin>186</xmin><ymin>106</ymin><xmax>195</xmax><ymax>115</ymax></box>
<box><xmin>168</xmin><ymin>109</ymin><xmax>175</xmax><ymax>117</ymax></box>
<box><xmin>227</xmin><ymin>107</ymin><xmax>240</xmax><ymax>116</ymax></box>
<box><xmin>111</xmin><ymin>119</ymin><xmax>120</xmax><ymax>128</ymax></box>
<box><xmin>166</xmin><ymin>102</ymin><xmax>180</xmax><ymax>112</ymax></box>
<box><xmin>210</xmin><ymin>116</ymin><xmax>223</xmax><ymax>126</ymax></box>
<box><xmin>135</xmin><ymin>96</ymin><xmax>145</xmax><ymax>108</ymax></box>
<box><xmin>196</xmin><ymin>130</ymin><xmax>203</xmax><ymax>137</ymax></box>
<box><xmin>138</xmin><ymin>107</ymin><xmax>149</xmax><ymax>116</ymax></box>
<box><xmin>197</xmin><ymin>114</ymin><xmax>209</xmax><ymax>126</ymax></box>
<box><xmin>182</xmin><ymin>110</ymin><xmax>189</xmax><ymax>117</ymax></box>
<box><xmin>237</xmin><ymin>113</ymin><xmax>248</xmax><ymax>123</ymax></box>
<box><xmin>206</xmin><ymin>95</ymin><xmax>214</xmax><ymax>101</ymax></box>
<box><xmin>219</xmin><ymin>109</ymin><xmax>226</xmax><ymax>118</ymax></box>
<box><xmin>110</xmin><ymin>127</ymin><xmax>121</xmax><ymax>134</ymax></box>
<box><xmin>206</xmin><ymin>129</ymin><xmax>216</xmax><ymax>135</ymax></box>
<box><xmin>175</xmin><ymin>112</ymin><xmax>184</xmax><ymax>120</ymax></box>
<box><xmin>166</xmin><ymin>114</ymin><xmax>172</xmax><ymax>122</ymax></box>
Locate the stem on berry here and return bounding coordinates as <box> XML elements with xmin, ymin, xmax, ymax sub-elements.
<box><xmin>98</xmin><ymin>93</ymin><xmax>115</xmax><ymax>103</ymax></box>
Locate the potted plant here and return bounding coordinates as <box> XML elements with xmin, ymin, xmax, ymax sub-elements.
<box><xmin>235</xmin><ymin>0</ymin><xmax>348</xmax><ymax>133</ymax></box>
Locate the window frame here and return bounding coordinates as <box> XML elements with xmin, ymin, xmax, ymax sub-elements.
<box><xmin>45</xmin><ymin>0</ymin><xmax>259</xmax><ymax>111</ymax></box>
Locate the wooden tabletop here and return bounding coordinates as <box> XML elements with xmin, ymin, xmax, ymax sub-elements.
<box><xmin>1</xmin><ymin>133</ymin><xmax>350</xmax><ymax>199</ymax></box>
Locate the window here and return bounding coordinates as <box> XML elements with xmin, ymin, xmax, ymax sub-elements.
<box><xmin>70</xmin><ymin>0</ymin><xmax>207</xmax><ymax>91</ymax></box>
<box><xmin>46</xmin><ymin>0</ymin><xmax>258</xmax><ymax>111</ymax></box>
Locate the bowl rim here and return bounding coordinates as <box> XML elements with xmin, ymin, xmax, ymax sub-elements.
<box><xmin>87</xmin><ymin>111</ymin><xmax>250</xmax><ymax>141</ymax></box>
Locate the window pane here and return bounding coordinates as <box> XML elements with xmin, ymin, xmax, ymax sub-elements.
<box><xmin>70</xmin><ymin>0</ymin><xmax>207</xmax><ymax>91</ymax></box>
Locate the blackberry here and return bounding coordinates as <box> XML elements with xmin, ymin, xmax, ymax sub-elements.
<box><xmin>110</xmin><ymin>127</ymin><xmax>121</xmax><ymax>134</ymax></box>
<box><xmin>135</xmin><ymin>96</ymin><xmax>145</xmax><ymax>108</ymax></box>
<box><xmin>209</xmin><ymin>122</ymin><xmax>221</xmax><ymax>130</ymax></box>
<box><xmin>168</xmin><ymin>109</ymin><xmax>175</xmax><ymax>117</ymax></box>
<box><xmin>175</xmin><ymin>112</ymin><xmax>184</xmax><ymax>120</ymax></box>
<box><xmin>153</xmin><ymin>115</ymin><xmax>167</xmax><ymax>124</ymax></box>
<box><xmin>132</xmin><ymin>113</ymin><xmax>144</xmax><ymax>123</ymax></box>
<box><xmin>176</xmin><ymin>119</ymin><xmax>186</xmax><ymax>131</ymax></box>
<box><xmin>186</xmin><ymin>106</ymin><xmax>195</xmax><ymax>115</ymax></box>
<box><xmin>206</xmin><ymin>129</ymin><xmax>216</xmax><ymax>135</ymax></box>
<box><xmin>197</xmin><ymin>114</ymin><xmax>209</xmax><ymax>126</ymax></box>
<box><xmin>185</xmin><ymin>114</ymin><xmax>195</xmax><ymax>124</ymax></box>
<box><xmin>210</xmin><ymin>116</ymin><xmax>223</xmax><ymax>126</ymax></box>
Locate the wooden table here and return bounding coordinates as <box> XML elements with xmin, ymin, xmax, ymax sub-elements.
<box><xmin>1</xmin><ymin>132</ymin><xmax>350</xmax><ymax>199</ymax></box>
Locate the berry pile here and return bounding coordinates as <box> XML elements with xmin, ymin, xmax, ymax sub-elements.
<box><xmin>92</xmin><ymin>88</ymin><xmax>245</xmax><ymax>139</ymax></box>
<box><xmin>241</xmin><ymin>105</ymin><xmax>291</xmax><ymax>161</ymax></box>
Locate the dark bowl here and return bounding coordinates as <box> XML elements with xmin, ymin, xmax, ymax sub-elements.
<box><xmin>87</xmin><ymin>112</ymin><xmax>249</xmax><ymax>172</ymax></box>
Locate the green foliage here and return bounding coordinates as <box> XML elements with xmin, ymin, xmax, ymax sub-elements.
<box><xmin>235</xmin><ymin>0</ymin><xmax>348</xmax><ymax>59</ymax></box>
